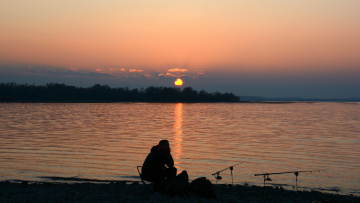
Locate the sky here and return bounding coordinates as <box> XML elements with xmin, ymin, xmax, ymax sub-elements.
<box><xmin>1</xmin><ymin>0</ymin><xmax>359</xmax><ymax>98</ymax></box>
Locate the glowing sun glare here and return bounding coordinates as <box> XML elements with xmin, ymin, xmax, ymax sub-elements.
<box><xmin>175</xmin><ymin>79</ymin><xmax>183</xmax><ymax>86</ymax></box>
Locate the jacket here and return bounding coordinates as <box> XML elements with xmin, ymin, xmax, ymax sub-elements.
<box><xmin>141</xmin><ymin>145</ymin><xmax>174</xmax><ymax>179</ymax></box>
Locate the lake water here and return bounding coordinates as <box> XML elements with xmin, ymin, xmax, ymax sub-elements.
<box><xmin>0</xmin><ymin>102</ymin><xmax>359</xmax><ymax>195</ymax></box>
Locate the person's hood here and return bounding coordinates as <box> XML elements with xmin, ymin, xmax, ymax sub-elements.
<box><xmin>151</xmin><ymin>145</ymin><xmax>162</xmax><ymax>153</ymax></box>
<box><xmin>151</xmin><ymin>145</ymin><xmax>169</xmax><ymax>153</ymax></box>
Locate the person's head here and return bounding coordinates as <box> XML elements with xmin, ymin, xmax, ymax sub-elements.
<box><xmin>159</xmin><ymin>140</ymin><xmax>170</xmax><ymax>150</ymax></box>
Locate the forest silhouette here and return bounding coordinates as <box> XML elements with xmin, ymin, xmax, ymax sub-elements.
<box><xmin>0</xmin><ymin>83</ymin><xmax>239</xmax><ymax>102</ymax></box>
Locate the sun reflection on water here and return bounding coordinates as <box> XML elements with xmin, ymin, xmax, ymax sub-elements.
<box><xmin>173</xmin><ymin>103</ymin><xmax>183</xmax><ymax>171</ymax></box>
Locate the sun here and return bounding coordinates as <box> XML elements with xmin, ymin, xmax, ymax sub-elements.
<box><xmin>175</xmin><ymin>79</ymin><xmax>183</xmax><ymax>86</ymax></box>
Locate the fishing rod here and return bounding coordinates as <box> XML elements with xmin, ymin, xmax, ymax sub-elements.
<box><xmin>254</xmin><ymin>170</ymin><xmax>324</xmax><ymax>188</ymax></box>
<box><xmin>212</xmin><ymin>162</ymin><xmax>244</xmax><ymax>185</ymax></box>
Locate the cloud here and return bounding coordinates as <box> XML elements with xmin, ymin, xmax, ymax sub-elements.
<box><xmin>86</xmin><ymin>71</ymin><xmax>115</xmax><ymax>78</ymax></box>
<box><xmin>166</xmin><ymin>73</ymin><xmax>176</xmax><ymax>77</ymax></box>
<box><xmin>0</xmin><ymin>65</ymin><xmax>115</xmax><ymax>78</ymax></box>
<box><xmin>69</xmin><ymin>67</ymin><xmax>79</xmax><ymax>71</ymax></box>
<box><xmin>158</xmin><ymin>74</ymin><xmax>167</xmax><ymax>79</ymax></box>
<box><xmin>46</xmin><ymin>68</ymin><xmax>115</xmax><ymax>78</ymax></box>
<box><xmin>0</xmin><ymin>65</ymin><xmax>207</xmax><ymax>81</ymax></box>
<box><xmin>129</xmin><ymin>69</ymin><xmax>143</xmax><ymax>73</ymax></box>
<box><xmin>1</xmin><ymin>64</ymin><xmax>359</xmax><ymax>98</ymax></box>
<box><xmin>168</xmin><ymin>68</ymin><xmax>188</xmax><ymax>72</ymax></box>
<box><xmin>196</xmin><ymin>71</ymin><xmax>206</xmax><ymax>78</ymax></box>
<box><xmin>161</xmin><ymin>68</ymin><xmax>206</xmax><ymax>79</ymax></box>
<box><xmin>25</xmin><ymin>67</ymin><xmax>38</xmax><ymax>74</ymax></box>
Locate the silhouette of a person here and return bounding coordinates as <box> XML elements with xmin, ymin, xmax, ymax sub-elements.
<box><xmin>141</xmin><ymin>140</ymin><xmax>177</xmax><ymax>191</ymax></box>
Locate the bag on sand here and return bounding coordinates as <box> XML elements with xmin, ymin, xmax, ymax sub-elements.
<box><xmin>165</xmin><ymin>170</ymin><xmax>189</xmax><ymax>196</ymax></box>
<box><xmin>189</xmin><ymin>177</ymin><xmax>216</xmax><ymax>199</ymax></box>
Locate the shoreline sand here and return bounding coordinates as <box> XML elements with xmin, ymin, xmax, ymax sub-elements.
<box><xmin>1</xmin><ymin>181</ymin><xmax>359</xmax><ymax>203</ymax></box>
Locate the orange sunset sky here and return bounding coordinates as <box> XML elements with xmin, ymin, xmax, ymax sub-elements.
<box><xmin>1</xmin><ymin>0</ymin><xmax>360</xmax><ymax>98</ymax></box>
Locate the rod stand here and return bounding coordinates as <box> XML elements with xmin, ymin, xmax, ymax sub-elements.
<box><xmin>294</xmin><ymin>172</ymin><xmax>299</xmax><ymax>190</ymax></box>
<box><xmin>262</xmin><ymin>174</ymin><xmax>272</xmax><ymax>186</ymax></box>
<box><xmin>212</xmin><ymin>162</ymin><xmax>243</xmax><ymax>185</ymax></box>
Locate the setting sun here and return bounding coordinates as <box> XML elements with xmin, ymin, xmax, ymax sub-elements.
<box><xmin>175</xmin><ymin>79</ymin><xmax>183</xmax><ymax>86</ymax></box>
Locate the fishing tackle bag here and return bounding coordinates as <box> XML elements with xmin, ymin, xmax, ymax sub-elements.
<box><xmin>164</xmin><ymin>170</ymin><xmax>189</xmax><ymax>196</ymax></box>
<box><xmin>189</xmin><ymin>177</ymin><xmax>216</xmax><ymax>199</ymax></box>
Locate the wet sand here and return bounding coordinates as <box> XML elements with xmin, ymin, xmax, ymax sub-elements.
<box><xmin>1</xmin><ymin>181</ymin><xmax>359</xmax><ymax>203</ymax></box>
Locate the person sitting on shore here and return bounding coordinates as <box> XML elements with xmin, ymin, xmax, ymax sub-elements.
<box><xmin>141</xmin><ymin>140</ymin><xmax>177</xmax><ymax>191</ymax></box>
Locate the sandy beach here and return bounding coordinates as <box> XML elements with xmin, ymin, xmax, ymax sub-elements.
<box><xmin>1</xmin><ymin>181</ymin><xmax>359</xmax><ymax>203</ymax></box>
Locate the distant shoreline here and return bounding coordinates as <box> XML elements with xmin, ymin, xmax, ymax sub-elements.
<box><xmin>2</xmin><ymin>83</ymin><xmax>359</xmax><ymax>103</ymax></box>
<box><xmin>0</xmin><ymin>83</ymin><xmax>240</xmax><ymax>103</ymax></box>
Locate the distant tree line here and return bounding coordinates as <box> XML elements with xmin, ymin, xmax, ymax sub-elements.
<box><xmin>0</xmin><ymin>82</ymin><xmax>240</xmax><ymax>102</ymax></box>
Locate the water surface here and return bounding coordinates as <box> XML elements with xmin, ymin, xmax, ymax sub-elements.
<box><xmin>0</xmin><ymin>102</ymin><xmax>359</xmax><ymax>195</ymax></box>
